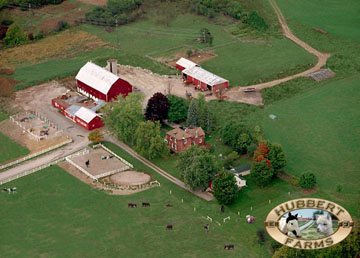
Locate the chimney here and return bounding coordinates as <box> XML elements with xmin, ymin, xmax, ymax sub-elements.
<box><xmin>107</xmin><ymin>59</ymin><xmax>118</xmax><ymax>76</ymax></box>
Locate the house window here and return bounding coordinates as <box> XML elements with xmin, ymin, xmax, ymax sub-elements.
<box><xmin>199</xmin><ymin>138</ymin><xmax>202</xmax><ymax>143</ymax></box>
<box><xmin>171</xmin><ymin>143</ymin><xmax>174</xmax><ymax>149</ymax></box>
<box><xmin>170</xmin><ymin>136</ymin><xmax>172</xmax><ymax>141</ymax></box>
<box><xmin>184</xmin><ymin>138</ymin><xmax>187</xmax><ymax>144</ymax></box>
<box><xmin>175</xmin><ymin>139</ymin><xmax>177</xmax><ymax>144</ymax></box>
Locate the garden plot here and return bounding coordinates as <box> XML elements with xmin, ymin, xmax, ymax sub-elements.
<box><xmin>67</xmin><ymin>147</ymin><xmax>131</xmax><ymax>180</ymax></box>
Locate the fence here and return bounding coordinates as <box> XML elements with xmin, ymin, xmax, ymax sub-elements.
<box><xmin>93</xmin><ymin>143</ymin><xmax>133</xmax><ymax>168</ymax></box>
<box><xmin>0</xmin><ymin>138</ymin><xmax>73</xmax><ymax>171</ymax></box>
<box><xmin>94</xmin><ymin>166</ymin><xmax>130</xmax><ymax>180</ymax></box>
<box><xmin>0</xmin><ymin>156</ymin><xmax>65</xmax><ymax>186</ymax></box>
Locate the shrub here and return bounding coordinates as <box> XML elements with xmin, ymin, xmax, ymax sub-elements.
<box><xmin>3</xmin><ymin>23</ymin><xmax>28</xmax><ymax>46</ymax></box>
<box><xmin>186</xmin><ymin>49</ymin><xmax>193</xmax><ymax>57</ymax></box>
<box><xmin>57</xmin><ymin>20</ymin><xmax>69</xmax><ymax>31</ymax></box>
<box><xmin>28</xmin><ymin>33</ymin><xmax>34</xmax><ymax>40</ymax></box>
<box><xmin>299</xmin><ymin>173</ymin><xmax>316</xmax><ymax>189</ymax></box>
<box><xmin>336</xmin><ymin>184</ymin><xmax>342</xmax><ymax>193</ymax></box>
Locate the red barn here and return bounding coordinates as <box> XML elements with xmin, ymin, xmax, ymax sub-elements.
<box><xmin>64</xmin><ymin>106</ymin><xmax>103</xmax><ymax>131</ymax></box>
<box><xmin>75</xmin><ymin>61</ymin><xmax>132</xmax><ymax>102</ymax></box>
<box><xmin>165</xmin><ymin>127</ymin><xmax>205</xmax><ymax>153</ymax></box>
<box><xmin>176</xmin><ymin>57</ymin><xmax>198</xmax><ymax>71</ymax></box>
<box><xmin>182</xmin><ymin>66</ymin><xmax>229</xmax><ymax>93</ymax></box>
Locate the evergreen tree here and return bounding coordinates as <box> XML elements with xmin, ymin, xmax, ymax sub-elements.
<box><xmin>167</xmin><ymin>95</ymin><xmax>187</xmax><ymax>123</ymax></box>
<box><xmin>186</xmin><ymin>98</ymin><xmax>199</xmax><ymax>127</ymax></box>
<box><xmin>213</xmin><ymin>171</ymin><xmax>238</xmax><ymax>205</ymax></box>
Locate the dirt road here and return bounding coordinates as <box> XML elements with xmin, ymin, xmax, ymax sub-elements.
<box><xmin>225</xmin><ymin>0</ymin><xmax>330</xmax><ymax>104</ymax></box>
<box><xmin>105</xmin><ymin>136</ymin><xmax>214</xmax><ymax>201</ymax></box>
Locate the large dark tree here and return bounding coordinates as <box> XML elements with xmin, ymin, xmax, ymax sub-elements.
<box><xmin>213</xmin><ymin>171</ymin><xmax>238</xmax><ymax>205</ymax></box>
<box><xmin>145</xmin><ymin>92</ymin><xmax>170</xmax><ymax>122</ymax></box>
<box><xmin>250</xmin><ymin>159</ymin><xmax>274</xmax><ymax>187</ymax></box>
<box><xmin>167</xmin><ymin>95</ymin><xmax>187</xmax><ymax>123</ymax></box>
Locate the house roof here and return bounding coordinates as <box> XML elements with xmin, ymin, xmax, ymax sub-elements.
<box><xmin>182</xmin><ymin>66</ymin><xmax>228</xmax><ymax>86</ymax></box>
<box><xmin>65</xmin><ymin>105</ymin><xmax>81</xmax><ymax>117</ymax></box>
<box><xmin>74</xmin><ymin>106</ymin><xmax>98</xmax><ymax>123</ymax></box>
<box><xmin>166</xmin><ymin>126</ymin><xmax>205</xmax><ymax>140</ymax></box>
<box><xmin>75</xmin><ymin>62</ymin><xmax>119</xmax><ymax>95</ymax></box>
<box><xmin>176</xmin><ymin>57</ymin><xmax>198</xmax><ymax>70</ymax></box>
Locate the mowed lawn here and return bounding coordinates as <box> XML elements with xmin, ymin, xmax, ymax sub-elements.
<box><xmin>0</xmin><ymin>113</ymin><xmax>30</xmax><ymax>164</ymax></box>
<box><xmin>257</xmin><ymin>74</ymin><xmax>360</xmax><ymax>217</ymax></box>
<box><xmin>0</xmin><ymin>142</ymin><xmax>274</xmax><ymax>258</ymax></box>
<box><xmin>276</xmin><ymin>0</ymin><xmax>360</xmax><ymax>44</ymax></box>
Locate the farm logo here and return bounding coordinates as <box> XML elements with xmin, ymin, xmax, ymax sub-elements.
<box><xmin>264</xmin><ymin>198</ymin><xmax>353</xmax><ymax>249</ymax></box>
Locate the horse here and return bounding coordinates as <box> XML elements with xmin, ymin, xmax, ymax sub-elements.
<box><xmin>279</xmin><ymin>212</ymin><xmax>302</xmax><ymax>238</ymax></box>
<box><xmin>166</xmin><ymin>204</ymin><xmax>173</xmax><ymax>207</ymax></box>
<box><xmin>128</xmin><ymin>203</ymin><xmax>137</xmax><ymax>208</ymax></box>
<box><xmin>142</xmin><ymin>202</ymin><xmax>150</xmax><ymax>207</ymax></box>
<box><xmin>166</xmin><ymin>225</ymin><xmax>173</xmax><ymax>230</ymax></box>
<box><xmin>224</xmin><ymin>244</ymin><xmax>234</xmax><ymax>250</ymax></box>
<box><xmin>204</xmin><ymin>224</ymin><xmax>209</xmax><ymax>232</ymax></box>
<box><xmin>85</xmin><ymin>160</ymin><xmax>90</xmax><ymax>168</ymax></box>
<box><xmin>2</xmin><ymin>188</ymin><xmax>10</xmax><ymax>194</ymax></box>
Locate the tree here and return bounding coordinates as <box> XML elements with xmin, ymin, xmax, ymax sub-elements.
<box><xmin>196</xmin><ymin>94</ymin><xmax>216</xmax><ymax>134</ymax></box>
<box><xmin>186</xmin><ymin>98</ymin><xmax>199</xmax><ymax>127</ymax></box>
<box><xmin>134</xmin><ymin>120</ymin><xmax>169</xmax><ymax>159</ymax></box>
<box><xmin>199</xmin><ymin>28</ymin><xmax>213</xmax><ymax>46</ymax></box>
<box><xmin>3</xmin><ymin>23</ymin><xmax>28</xmax><ymax>46</ymax></box>
<box><xmin>236</xmin><ymin>133</ymin><xmax>252</xmax><ymax>154</ymax></box>
<box><xmin>177</xmin><ymin>145</ymin><xmax>219</xmax><ymax>190</ymax></box>
<box><xmin>145</xmin><ymin>92</ymin><xmax>170</xmax><ymax>122</ymax></box>
<box><xmin>250</xmin><ymin>159</ymin><xmax>273</xmax><ymax>187</ymax></box>
<box><xmin>102</xmin><ymin>93</ymin><xmax>144</xmax><ymax>145</ymax></box>
<box><xmin>220</xmin><ymin>121</ymin><xmax>249</xmax><ymax>148</ymax></box>
<box><xmin>268</xmin><ymin>143</ymin><xmax>286</xmax><ymax>172</ymax></box>
<box><xmin>213</xmin><ymin>171</ymin><xmax>238</xmax><ymax>205</ymax></box>
<box><xmin>299</xmin><ymin>172</ymin><xmax>316</xmax><ymax>189</ymax></box>
<box><xmin>0</xmin><ymin>0</ymin><xmax>8</xmax><ymax>9</ymax></box>
<box><xmin>167</xmin><ymin>95</ymin><xmax>187</xmax><ymax>123</ymax></box>
<box><xmin>88</xmin><ymin>129</ymin><xmax>104</xmax><ymax>143</ymax></box>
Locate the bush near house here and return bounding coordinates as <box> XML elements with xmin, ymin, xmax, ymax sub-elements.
<box><xmin>299</xmin><ymin>172</ymin><xmax>316</xmax><ymax>189</ymax></box>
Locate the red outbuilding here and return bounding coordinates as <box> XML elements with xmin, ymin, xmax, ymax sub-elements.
<box><xmin>75</xmin><ymin>61</ymin><xmax>132</xmax><ymax>102</ymax></box>
<box><xmin>64</xmin><ymin>105</ymin><xmax>103</xmax><ymax>131</ymax></box>
<box><xmin>182</xmin><ymin>66</ymin><xmax>229</xmax><ymax>93</ymax></box>
<box><xmin>175</xmin><ymin>57</ymin><xmax>198</xmax><ymax>71</ymax></box>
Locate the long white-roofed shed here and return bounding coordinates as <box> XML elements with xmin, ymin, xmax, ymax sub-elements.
<box><xmin>176</xmin><ymin>57</ymin><xmax>198</xmax><ymax>71</ymax></box>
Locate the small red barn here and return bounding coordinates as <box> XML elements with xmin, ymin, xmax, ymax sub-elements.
<box><xmin>176</xmin><ymin>57</ymin><xmax>198</xmax><ymax>71</ymax></box>
<box><xmin>182</xmin><ymin>66</ymin><xmax>229</xmax><ymax>93</ymax></box>
<box><xmin>165</xmin><ymin>127</ymin><xmax>205</xmax><ymax>153</ymax></box>
<box><xmin>75</xmin><ymin>62</ymin><xmax>132</xmax><ymax>102</ymax></box>
<box><xmin>64</xmin><ymin>105</ymin><xmax>103</xmax><ymax>131</ymax></box>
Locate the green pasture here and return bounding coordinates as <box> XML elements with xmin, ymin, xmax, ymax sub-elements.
<box><xmin>0</xmin><ymin>131</ymin><xmax>30</xmax><ymax>165</ymax></box>
<box><xmin>276</xmin><ymin>0</ymin><xmax>360</xmax><ymax>44</ymax></box>
<box><xmin>201</xmin><ymin>38</ymin><xmax>316</xmax><ymax>85</ymax></box>
<box><xmin>0</xmin><ymin>141</ymin><xmax>283</xmax><ymax>258</ymax></box>
<box><xmin>256</xmin><ymin>74</ymin><xmax>360</xmax><ymax>217</ymax></box>
<box><xmin>12</xmin><ymin>47</ymin><xmax>175</xmax><ymax>91</ymax></box>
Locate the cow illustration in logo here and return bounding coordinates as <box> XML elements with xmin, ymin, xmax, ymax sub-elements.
<box><xmin>279</xmin><ymin>212</ymin><xmax>302</xmax><ymax>238</ymax></box>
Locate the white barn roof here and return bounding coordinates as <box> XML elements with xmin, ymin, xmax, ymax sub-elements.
<box><xmin>75</xmin><ymin>107</ymin><xmax>98</xmax><ymax>123</ymax></box>
<box><xmin>182</xmin><ymin>66</ymin><xmax>228</xmax><ymax>86</ymax></box>
<box><xmin>75</xmin><ymin>62</ymin><xmax>119</xmax><ymax>95</ymax></box>
<box><xmin>176</xmin><ymin>57</ymin><xmax>198</xmax><ymax>70</ymax></box>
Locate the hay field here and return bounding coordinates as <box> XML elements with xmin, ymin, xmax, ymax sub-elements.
<box><xmin>0</xmin><ymin>29</ymin><xmax>107</xmax><ymax>70</ymax></box>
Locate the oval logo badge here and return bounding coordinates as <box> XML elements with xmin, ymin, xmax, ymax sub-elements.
<box><xmin>264</xmin><ymin>198</ymin><xmax>353</xmax><ymax>249</ymax></box>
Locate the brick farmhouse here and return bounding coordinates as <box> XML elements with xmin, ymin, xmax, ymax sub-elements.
<box><xmin>165</xmin><ymin>127</ymin><xmax>205</xmax><ymax>153</ymax></box>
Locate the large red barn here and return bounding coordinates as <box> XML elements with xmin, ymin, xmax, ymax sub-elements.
<box><xmin>75</xmin><ymin>61</ymin><xmax>132</xmax><ymax>102</ymax></box>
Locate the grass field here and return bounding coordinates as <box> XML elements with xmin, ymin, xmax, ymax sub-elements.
<box><xmin>0</xmin><ymin>142</ymin><xmax>280</xmax><ymax>258</ymax></box>
<box><xmin>0</xmin><ymin>132</ymin><xmax>30</xmax><ymax>165</ymax></box>
<box><xmin>257</xmin><ymin>74</ymin><xmax>360</xmax><ymax>217</ymax></box>
<box><xmin>276</xmin><ymin>0</ymin><xmax>360</xmax><ymax>44</ymax></box>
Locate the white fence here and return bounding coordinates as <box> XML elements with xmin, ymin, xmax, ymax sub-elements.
<box><xmin>93</xmin><ymin>143</ymin><xmax>133</xmax><ymax>168</ymax></box>
<box><xmin>0</xmin><ymin>138</ymin><xmax>73</xmax><ymax>171</ymax></box>
<box><xmin>0</xmin><ymin>157</ymin><xmax>65</xmax><ymax>186</ymax></box>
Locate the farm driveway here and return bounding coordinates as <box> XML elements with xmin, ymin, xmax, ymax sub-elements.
<box><xmin>224</xmin><ymin>0</ymin><xmax>330</xmax><ymax>105</ymax></box>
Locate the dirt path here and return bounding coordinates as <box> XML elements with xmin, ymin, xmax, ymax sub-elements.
<box><xmin>225</xmin><ymin>0</ymin><xmax>331</xmax><ymax>104</ymax></box>
<box><xmin>105</xmin><ymin>136</ymin><xmax>214</xmax><ymax>201</ymax></box>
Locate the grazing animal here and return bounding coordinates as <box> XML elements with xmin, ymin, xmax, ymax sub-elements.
<box><xmin>204</xmin><ymin>224</ymin><xmax>209</xmax><ymax>232</ymax></box>
<box><xmin>128</xmin><ymin>203</ymin><xmax>137</xmax><ymax>208</ymax></box>
<box><xmin>166</xmin><ymin>225</ymin><xmax>173</xmax><ymax>230</ymax></box>
<box><xmin>85</xmin><ymin>160</ymin><xmax>90</xmax><ymax>168</ymax></box>
<box><xmin>2</xmin><ymin>188</ymin><xmax>10</xmax><ymax>193</ymax></box>
<box><xmin>10</xmin><ymin>187</ymin><xmax>17</xmax><ymax>193</ymax></box>
<box><xmin>221</xmin><ymin>205</ymin><xmax>225</xmax><ymax>213</ymax></box>
<box><xmin>316</xmin><ymin>213</ymin><xmax>333</xmax><ymax>236</ymax></box>
<box><xmin>224</xmin><ymin>244</ymin><xmax>234</xmax><ymax>250</ymax></box>
<box><xmin>279</xmin><ymin>212</ymin><xmax>302</xmax><ymax>238</ymax></box>
<box><xmin>142</xmin><ymin>202</ymin><xmax>150</xmax><ymax>207</ymax></box>
<box><xmin>246</xmin><ymin>215</ymin><xmax>256</xmax><ymax>224</ymax></box>
<box><xmin>166</xmin><ymin>204</ymin><xmax>173</xmax><ymax>207</ymax></box>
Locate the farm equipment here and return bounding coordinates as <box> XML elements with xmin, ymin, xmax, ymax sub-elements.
<box><xmin>243</xmin><ymin>88</ymin><xmax>256</xmax><ymax>93</ymax></box>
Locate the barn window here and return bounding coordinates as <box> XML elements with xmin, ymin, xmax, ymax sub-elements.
<box><xmin>199</xmin><ymin>138</ymin><xmax>202</xmax><ymax>143</ymax></box>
